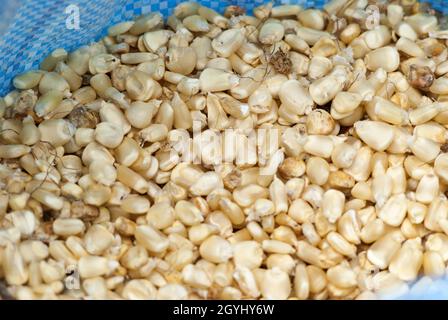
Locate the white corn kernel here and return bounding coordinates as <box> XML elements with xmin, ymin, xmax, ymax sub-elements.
<box><xmin>415</xmin><ymin>174</ymin><xmax>439</xmax><ymax>204</ymax></box>
<box><xmin>389</xmin><ymin>238</ymin><xmax>423</xmax><ymax>281</ymax></box>
<box><xmin>365</xmin><ymin>47</ymin><xmax>400</xmax><ymax>72</ymax></box>
<box><xmin>367</xmin><ymin>231</ymin><xmax>404</xmax><ymax>269</ymax></box>
<box><xmin>78</xmin><ymin>255</ymin><xmax>118</xmax><ymax>279</ymax></box>
<box><xmin>322</xmin><ymin>190</ymin><xmax>345</xmax><ymax>223</ymax></box>
<box><xmin>135</xmin><ymin>225</ymin><xmax>169</xmax><ymax>253</ymax></box>
<box><xmin>260</xmin><ymin>268</ymin><xmax>291</xmax><ymax>300</ymax></box>
<box><xmin>378</xmin><ymin>194</ymin><xmax>408</xmax><ymax>227</ymax></box>
<box><xmin>354</xmin><ymin>120</ymin><xmax>395</xmax><ymax>152</ymax></box>
<box><xmin>53</xmin><ymin>218</ymin><xmax>85</xmax><ymax>236</ymax></box>
<box><xmin>232</xmin><ymin>241</ymin><xmax>264</xmax><ymax>269</ymax></box>
<box><xmin>199</xmin><ymin>235</ymin><xmax>233</xmax><ymax>263</ymax></box>
<box><xmin>306</xmin><ymin>157</ymin><xmax>330</xmax><ymax>186</ymax></box>
<box><xmin>121</xmin><ymin>195</ymin><xmax>150</xmax><ymax>214</ymax></box>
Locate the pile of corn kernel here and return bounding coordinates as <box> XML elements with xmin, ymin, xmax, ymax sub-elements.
<box><xmin>1</xmin><ymin>0</ymin><xmax>448</xmax><ymax>300</ymax></box>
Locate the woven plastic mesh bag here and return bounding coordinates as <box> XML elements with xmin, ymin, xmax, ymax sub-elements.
<box><xmin>1</xmin><ymin>0</ymin><xmax>448</xmax><ymax>299</ymax></box>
